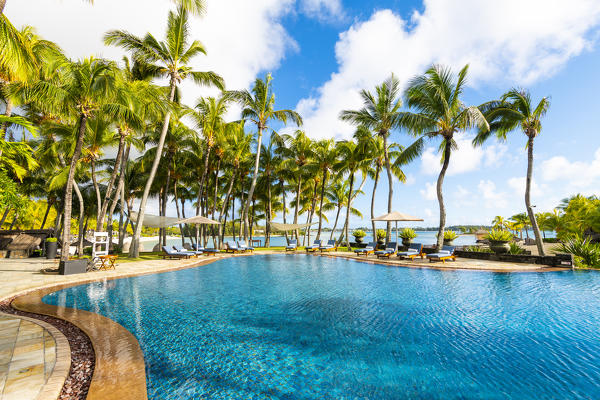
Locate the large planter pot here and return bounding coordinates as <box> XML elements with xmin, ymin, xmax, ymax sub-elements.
<box><xmin>45</xmin><ymin>241</ymin><xmax>57</xmax><ymax>259</ymax></box>
<box><xmin>489</xmin><ymin>240</ymin><xmax>510</xmax><ymax>254</ymax></box>
<box><xmin>443</xmin><ymin>239</ymin><xmax>454</xmax><ymax>246</ymax></box>
<box><xmin>354</xmin><ymin>237</ymin><xmax>364</xmax><ymax>244</ymax></box>
<box><xmin>402</xmin><ymin>238</ymin><xmax>414</xmax><ymax>246</ymax></box>
<box><xmin>377</xmin><ymin>239</ymin><xmax>385</xmax><ymax>247</ymax></box>
<box><xmin>59</xmin><ymin>259</ymin><xmax>88</xmax><ymax>275</ymax></box>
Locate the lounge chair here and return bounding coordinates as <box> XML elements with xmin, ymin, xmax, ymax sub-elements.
<box><xmin>173</xmin><ymin>245</ymin><xmax>202</xmax><ymax>256</ymax></box>
<box><xmin>162</xmin><ymin>246</ymin><xmax>192</xmax><ymax>259</ymax></box>
<box><xmin>191</xmin><ymin>243</ymin><xmax>220</xmax><ymax>255</ymax></box>
<box><xmin>397</xmin><ymin>243</ymin><xmax>425</xmax><ymax>260</ymax></box>
<box><xmin>319</xmin><ymin>239</ymin><xmax>338</xmax><ymax>252</ymax></box>
<box><xmin>354</xmin><ymin>242</ymin><xmax>376</xmax><ymax>256</ymax></box>
<box><xmin>305</xmin><ymin>239</ymin><xmax>322</xmax><ymax>252</ymax></box>
<box><xmin>226</xmin><ymin>241</ymin><xmax>243</xmax><ymax>253</ymax></box>
<box><xmin>285</xmin><ymin>239</ymin><xmax>298</xmax><ymax>252</ymax></box>
<box><xmin>237</xmin><ymin>241</ymin><xmax>254</xmax><ymax>252</ymax></box>
<box><xmin>427</xmin><ymin>246</ymin><xmax>456</xmax><ymax>263</ymax></box>
<box><xmin>375</xmin><ymin>242</ymin><xmax>397</xmax><ymax>258</ymax></box>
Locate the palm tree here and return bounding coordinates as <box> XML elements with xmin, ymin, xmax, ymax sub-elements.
<box><xmin>473</xmin><ymin>89</ymin><xmax>549</xmax><ymax>256</ymax></box>
<box><xmin>399</xmin><ymin>64</ymin><xmax>489</xmax><ymax>250</ymax></box>
<box><xmin>326</xmin><ymin>179</ymin><xmax>363</xmax><ymax>241</ymax></box>
<box><xmin>229</xmin><ymin>73</ymin><xmax>302</xmax><ymax>242</ymax></box>
<box><xmin>340</xmin><ymin>74</ymin><xmax>402</xmax><ymax>242</ymax></box>
<box><xmin>492</xmin><ymin>215</ymin><xmax>508</xmax><ymax>230</ymax></box>
<box><xmin>511</xmin><ymin>212</ymin><xmax>530</xmax><ymax>239</ymax></box>
<box><xmin>334</xmin><ymin>129</ymin><xmax>372</xmax><ymax>249</ymax></box>
<box><xmin>310</xmin><ymin>138</ymin><xmax>337</xmax><ymax>240</ymax></box>
<box><xmin>105</xmin><ymin>7</ymin><xmax>223</xmax><ymax>257</ymax></box>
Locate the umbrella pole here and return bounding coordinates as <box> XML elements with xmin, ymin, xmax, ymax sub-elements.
<box><xmin>395</xmin><ymin>221</ymin><xmax>398</xmax><ymax>246</ymax></box>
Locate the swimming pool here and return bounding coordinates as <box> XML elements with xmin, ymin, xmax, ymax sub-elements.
<box><xmin>44</xmin><ymin>255</ymin><xmax>600</xmax><ymax>399</ymax></box>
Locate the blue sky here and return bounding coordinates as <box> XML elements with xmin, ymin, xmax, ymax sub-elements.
<box><xmin>7</xmin><ymin>0</ymin><xmax>600</xmax><ymax>228</ymax></box>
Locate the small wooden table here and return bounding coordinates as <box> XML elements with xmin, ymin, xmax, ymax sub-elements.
<box><xmin>250</xmin><ymin>239</ymin><xmax>262</xmax><ymax>248</ymax></box>
<box><xmin>98</xmin><ymin>255</ymin><xmax>117</xmax><ymax>270</ymax></box>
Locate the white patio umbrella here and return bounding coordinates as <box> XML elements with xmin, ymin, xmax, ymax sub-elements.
<box><xmin>372</xmin><ymin>211</ymin><xmax>424</xmax><ymax>245</ymax></box>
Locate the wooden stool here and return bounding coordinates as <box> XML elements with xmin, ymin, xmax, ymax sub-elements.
<box><xmin>98</xmin><ymin>255</ymin><xmax>117</xmax><ymax>270</ymax></box>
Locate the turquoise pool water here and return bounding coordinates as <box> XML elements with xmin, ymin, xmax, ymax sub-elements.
<box><xmin>44</xmin><ymin>255</ymin><xmax>600</xmax><ymax>399</ymax></box>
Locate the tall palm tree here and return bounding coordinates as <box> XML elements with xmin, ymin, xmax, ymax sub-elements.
<box><xmin>334</xmin><ymin>129</ymin><xmax>372</xmax><ymax>249</ymax></box>
<box><xmin>105</xmin><ymin>7</ymin><xmax>223</xmax><ymax>257</ymax></box>
<box><xmin>340</xmin><ymin>74</ymin><xmax>402</xmax><ymax>242</ymax></box>
<box><xmin>492</xmin><ymin>215</ymin><xmax>508</xmax><ymax>230</ymax></box>
<box><xmin>229</xmin><ymin>73</ymin><xmax>302</xmax><ymax>242</ymax></box>
<box><xmin>310</xmin><ymin>138</ymin><xmax>337</xmax><ymax>240</ymax></box>
<box><xmin>473</xmin><ymin>89</ymin><xmax>549</xmax><ymax>255</ymax></box>
<box><xmin>399</xmin><ymin>64</ymin><xmax>489</xmax><ymax>250</ymax></box>
<box><xmin>511</xmin><ymin>212</ymin><xmax>531</xmax><ymax>240</ymax></box>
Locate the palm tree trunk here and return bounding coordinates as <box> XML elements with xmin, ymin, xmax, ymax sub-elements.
<box><xmin>330</xmin><ymin>203</ymin><xmax>341</xmax><ymax>241</ymax></box>
<box><xmin>91</xmin><ymin>159</ymin><xmax>102</xmax><ymax>226</ymax></box>
<box><xmin>1</xmin><ymin>98</ymin><xmax>13</xmax><ymax>139</ymax></box>
<box><xmin>435</xmin><ymin>139</ymin><xmax>451</xmax><ymax>251</ymax></box>
<box><xmin>218</xmin><ymin>171</ymin><xmax>236</xmax><ymax>249</ymax></box>
<box><xmin>317</xmin><ymin>169</ymin><xmax>327</xmax><ymax>240</ymax></box>
<box><xmin>266</xmin><ymin>174</ymin><xmax>272</xmax><ymax>247</ymax></box>
<box><xmin>243</xmin><ymin>128</ymin><xmax>262</xmax><ymax>242</ymax></box>
<box><xmin>73</xmin><ymin>181</ymin><xmax>85</xmax><ymax>256</ymax></box>
<box><xmin>98</xmin><ymin>129</ymin><xmax>125</xmax><ymax>229</ymax></box>
<box><xmin>211</xmin><ymin>159</ymin><xmax>221</xmax><ymax>247</ymax></box>
<box><xmin>294</xmin><ymin>176</ymin><xmax>302</xmax><ymax>241</ymax></box>
<box><xmin>0</xmin><ymin>0</ymin><xmax>6</xmax><ymax>15</ymax></box>
<box><xmin>526</xmin><ymin>135</ymin><xmax>545</xmax><ymax>256</ymax></box>
<box><xmin>307</xmin><ymin>181</ymin><xmax>319</xmax><ymax>244</ymax></box>
<box><xmin>118</xmin><ymin>185</ymin><xmax>126</xmax><ymax>251</ymax></box>
<box><xmin>162</xmin><ymin>166</ymin><xmax>171</xmax><ymax>246</ymax></box>
<box><xmin>281</xmin><ymin>179</ymin><xmax>288</xmax><ymax>241</ymax></box>
<box><xmin>344</xmin><ymin>171</ymin><xmax>355</xmax><ymax>249</ymax></box>
<box><xmin>0</xmin><ymin>208</ymin><xmax>9</xmax><ymax>228</ymax></box>
<box><xmin>371</xmin><ymin>165</ymin><xmax>380</xmax><ymax>245</ymax></box>
<box><xmin>129</xmin><ymin>78</ymin><xmax>177</xmax><ymax>257</ymax></box>
<box><xmin>195</xmin><ymin>145</ymin><xmax>212</xmax><ymax>245</ymax></box>
<box><xmin>40</xmin><ymin>199</ymin><xmax>53</xmax><ymax>229</ymax></box>
<box><xmin>9</xmin><ymin>213</ymin><xmax>18</xmax><ymax>230</ymax></box>
<box><xmin>174</xmin><ymin>182</ymin><xmax>185</xmax><ymax>246</ymax></box>
<box><xmin>60</xmin><ymin>113</ymin><xmax>87</xmax><ymax>262</ymax></box>
<box><xmin>383</xmin><ymin>135</ymin><xmax>393</xmax><ymax>242</ymax></box>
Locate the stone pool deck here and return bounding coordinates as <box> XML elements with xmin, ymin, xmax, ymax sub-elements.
<box><xmin>0</xmin><ymin>251</ymin><xmax>570</xmax><ymax>400</ymax></box>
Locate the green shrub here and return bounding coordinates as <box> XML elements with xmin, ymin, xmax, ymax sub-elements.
<box><xmin>485</xmin><ymin>229</ymin><xmax>513</xmax><ymax>242</ymax></box>
<box><xmin>352</xmin><ymin>229</ymin><xmax>366</xmax><ymax>238</ymax></box>
<box><xmin>443</xmin><ymin>231</ymin><xmax>458</xmax><ymax>240</ymax></box>
<box><xmin>400</xmin><ymin>228</ymin><xmax>417</xmax><ymax>240</ymax></box>
<box><xmin>508</xmin><ymin>242</ymin><xmax>526</xmax><ymax>255</ymax></box>
<box><xmin>466</xmin><ymin>245</ymin><xmax>493</xmax><ymax>253</ymax></box>
<box><xmin>376</xmin><ymin>229</ymin><xmax>386</xmax><ymax>240</ymax></box>
<box><xmin>543</xmin><ymin>238</ymin><xmax>559</xmax><ymax>243</ymax></box>
<box><xmin>45</xmin><ymin>237</ymin><xmax>58</xmax><ymax>243</ymax></box>
<box><xmin>555</xmin><ymin>236</ymin><xmax>600</xmax><ymax>268</ymax></box>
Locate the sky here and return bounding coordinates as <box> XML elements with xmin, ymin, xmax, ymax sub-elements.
<box><xmin>6</xmin><ymin>0</ymin><xmax>600</xmax><ymax>228</ymax></box>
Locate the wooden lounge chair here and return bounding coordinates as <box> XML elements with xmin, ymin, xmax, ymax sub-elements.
<box><xmin>162</xmin><ymin>246</ymin><xmax>192</xmax><ymax>259</ymax></box>
<box><xmin>397</xmin><ymin>243</ymin><xmax>425</xmax><ymax>260</ymax></box>
<box><xmin>427</xmin><ymin>246</ymin><xmax>456</xmax><ymax>263</ymax></box>
<box><xmin>375</xmin><ymin>242</ymin><xmax>397</xmax><ymax>259</ymax></box>
<box><xmin>226</xmin><ymin>241</ymin><xmax>243</xmax><ymax>253</ymax></box>
<box><xmin>285</xmin><ymin>239</ymin><xmax>298</xmax><ymax>252</ymax></box>
<box><xmin>305</xmin><ymin>239</ymin><xmax>322</xmax><ymax>252</ymax></box>
<box><xmin>354</xmin><ymin>242</ymin><xmax>376</xmax><ymax>256</ymax></box>
<box><xmin>319</xmin><ymin>239</ymin><xmax>338</xmax><ymax>252</ymax></box>
<box><xmin>237</xmin><ymin>241</ymin><xmax>254</xmax><ymax>253</ymax></box>
<box><xmin>174</xmin><ymin>245</ymin><xmax>202</xmax><ymax>257</ymax></box>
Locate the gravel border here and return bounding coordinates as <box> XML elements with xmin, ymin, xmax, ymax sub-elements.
<box><xmin>0</xmin><ymin>298</ymin><xmax>95</xmax><ymax>400</ymax></box>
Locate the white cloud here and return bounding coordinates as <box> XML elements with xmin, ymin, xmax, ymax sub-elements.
<box><xmin>300</xmin><ymin>0</ymin><xmax>345</xmax><ymax>22</ymax></box>
<box><xmin>478</xmin><ymin>180</ymin><xmax>507</xmax><ymax>209</ymax></box>
<box><xmin>6</xmin><ymin>0</ymin><xmax>298</xmax><ymax>105</ymax></box>
<box><xmin>540</xmin><ymin>148</ymin><xmax>600</xmax><ymax>189</ymax></box>
<box><xmin>298</xmin><ymin>1</ymin><xmax>600</xmax><ymax>139</ymax></box>
<box><xmin>420</xmin><ymin>182</ymin><xmax>437</xmax><ymax>201</ymax></box>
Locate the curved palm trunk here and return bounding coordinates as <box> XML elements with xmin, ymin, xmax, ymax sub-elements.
<box><xmin>317</xmin><ymin>169</ymin><xmax>327</xmax><ymax>240</ymax></box>
<box><xmin>0</xmin><ymin>208</ymin><xmax>9</xmax><ymax>227</ymax></box>
<box><xmin>526</xmin><ymin>135</ymin><xmax>546</xmax><ymax>256</ymax></box>
<box><xmin>343</xmin><ymin>171</ymin><xmax>355</xmax><ymax>249</ymax></box>
<box><xmin>306</xmin><ymin>181</ymin><xmax>318</xmax><ymax>244</ymax></box>
<box><xmin>162</xmin><ymin>166</ymin><xmax>171</xmax><ymax>246</ymax></box>
<box><xmin>383</xmin><ymin>135</ymin><xmax>393</xmax><ymax>242</ymax></box>
<box><xmin>281</xmin><ymin>180</ymin><xmax>288</xmax><ymax>241</ymax></box>
<box><xmin>129</xmin><ymin>79</ymin><xmax>177</xmax><ymax>258</ymax></box>
<box><xmin>219</xmin><ymin>170</ymin><xmax>236</xmax><ymax>248</ymax></box>
<box><xmin>293</xmin><ymin>175</ymin><xmax>302</xmax><ymax>242</ymax></box>
<box><xmin>91</xmin><ymin>160</ymin><xmax>102</xmax><ymax>225</ymax></box>
<box><xmin>371</xmin><ymin>165</ymin><xmax>381</xmax><ymax>245</ymax></box>
<box><xmin>435</xmin><ymin>139</ymin><xmax>451</xmax><ymax>251</ymax></box>
<box><xmin>243</xmin><ymin>129</ymin><xmax>262</xmax><ymax>243</ymax></box>
<box><xmin>40</xmin><ymin>199</ymin><xmax>53</xmax><ymax>229</ymax></box>
<box><xmin>195</xmin><ymin>145</ymin><xmax>212</xmax><ymax>244</ymax></box>
<box><xmin>265</xmin><ymin>174</ymin><xmax>272</xmax><ymax>247</ymax></box>
<box><xmin>330</xmin><ymin>202</ymin><xmax>342</xmax><ymax>241</ymax></box>
<box><xmin>98</xmin><ymin>129</ymin><xmax>126</xmax><ymax>229</ymax></box>
<box><xmin>211</xmin><ymin>160</ymin><xmax>221</xmax><ymax>247</ymax></box>
<box><xmin>60</xmin><ymin>113</ymin><xmax>87</xmax><ymax>262</ymax></box>
<box><xmin>118</xmin><ymin>185</ymin><xmax>126</xmax><ymax>251</ymax></box>
<box><xmin>174</xmin><ymin>182</ymin><xmax>185</xmax><ymax>246</ymax></box>
<box><xmin>73</xmin><ymin>180</ymin><xmax>85</xmax><ymax>256</ymax></box>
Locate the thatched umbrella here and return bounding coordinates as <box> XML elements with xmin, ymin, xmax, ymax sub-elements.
<box><xmin>372</xmin><ymin>211</ymin><xmax>424</xmax><ymax>244</ymax></box>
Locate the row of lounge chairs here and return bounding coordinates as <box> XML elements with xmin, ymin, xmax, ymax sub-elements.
<box><xmin>354</xmin><ymin>242</ymin><xmax>456</xmax><ymax>263</ymax></box>
<box><xmin>285</xmin><ymin>239</ymin><xmax>339</xmax><ymax>253</ymax></box>
<box><xmin>225</xmin><ymin>241</ymin><xmax>255</xmax><ymax>253</ymax></box>
<box><xmin>162</xmin><ymin>244</ymin><xmax>221</xmax><ymax>259</ymax></box>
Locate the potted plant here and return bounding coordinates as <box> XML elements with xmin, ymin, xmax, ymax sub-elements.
<box><xmin>376</xmin><ymin>229</ymin><xmax>386</xmax><ymax>246</ymax></box>
<box><xmin>443</xmin><ymin>231</ymin><xmax>458</xmax><ymax>245</ymax></box>
<box><xmin>352</xmin><ymin>229</ymin><xmax>366</xmax><ymax>244</ymax></box>
<box><xmin>400</xmin><ymin>228</ymin><xmax>417</xmax><ymax>246</ymax></box>
<box><xmin>45</xmin><ymin>237</ymin><xmax>58</xmax><ymax>259</ymax></box>
<box><xmin>485</xmin><ymin>229</ymin><xmax>513</xmax><ymax>254</ymax></box>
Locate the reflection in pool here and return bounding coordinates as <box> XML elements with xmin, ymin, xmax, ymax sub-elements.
<box><xmin>44</xmin><ymin>255</ymin><xmax>600</xmax><ymax>399</ymax></box>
